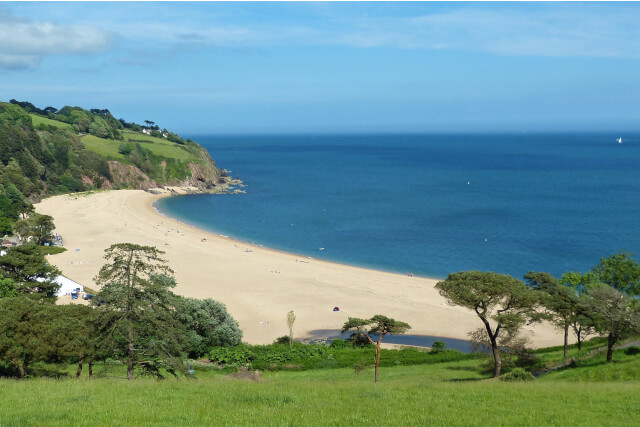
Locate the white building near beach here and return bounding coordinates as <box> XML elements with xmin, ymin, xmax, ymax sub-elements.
<box><xmin>54</xmin><ymin>276</ymin><xmax>84</xmax><ymax>297</ymax></box>
<box><xmin>35</xmin><ymin>275</ymin><xmax>84</xmax><ymax>297</ymax></box>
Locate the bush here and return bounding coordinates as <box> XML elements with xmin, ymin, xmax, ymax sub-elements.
<box><xmin>209</xmin><ymin>346</ymin><xmax>255</xmax><ymax>366</ymax></box>
<box><xmin>624</xmin><ymin>346</ymin><xmax>640</xmax><ymax>356</ymax></box>
<box><xmin>500</xmin><ymin>367</ymin><xmax>535</xmax><ymax>382</ymax></box>
<box><xmin>274</xmin><ymin>336</ymin><xmax>290</xmax><ymax>345</ymax></box>
<box><xmin>330</xmin><ymin>338</ymin><xmax>350</xmax><ymax>349</ymax></box>
<box><xmin>118</xmin><ymin>142</ymin><xmax>133</xmax><ymax>155</ymax></box>
<box><xmin>430</xmin><ymin>341</ymin><xmax>446</xmax><ymax>354</ymax></box>
<box><xmin>209</xmin><ymin>343</ymin><xmax>477</xmax><ymax>371</ymax></box>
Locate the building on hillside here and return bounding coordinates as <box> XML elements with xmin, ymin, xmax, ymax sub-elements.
<box><xmin>1</xmin><ymin>239</ymin><xmax>15</xmax><ymax>248</ymax></box>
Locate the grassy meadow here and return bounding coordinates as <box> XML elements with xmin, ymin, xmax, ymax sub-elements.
<box><xmin>27</xmin><ymin>113</ymin><xmax>201</xmax><ymax>163</ymax></box>
<box><xmin>80</xmin><ymin>133</ymin><xmax>200</xmax><ymax>163</ymax></box>
<box><xmin>120</xmin><ymin>131</ymin><xmax>201</xmax><ymax>163</ymax></box>
<box><xmin>2</xmin><ymin>347</ymin><xmax>639</xmax><ymax>426</ymax></box>
<box><xmin>29</xmin><ymin>113</ymin><xmax>74</xmax><ymax>130</ymax></box>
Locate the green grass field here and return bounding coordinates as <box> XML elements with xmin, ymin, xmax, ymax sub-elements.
<box><xmin>82</xmin><ymin>132</ymin><xmax>200</xmax><ymax>163</ymax></box>
<box><xmin>1</xmin><ymin>348</ymin><xmax>639</xmax><ymax>426</ymax></box>
<box><xmin>29</xmin><ymin>114</ymin><xmax>73</xmax><ymax>130</ymax></box>
<box><xmin>80</xmin><ymin>134</ymin><xmax>126</xmax><ymax>160</ymax></box>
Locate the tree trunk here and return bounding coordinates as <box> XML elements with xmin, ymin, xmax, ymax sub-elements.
<box><xmin>577</xmin><ymin>332</ymin><xmax>582</xmax><ymax>352</ymax></box>
<box><xmin>76</xmin><ymin>354</ymin><xmax>84</xmax><ymax>378</ymax></box>
<box><xmin>127</xmin><ymin>322</ymin><xmax>135</xmax><ymax>380</ymax></box>
<box><xmin>88</xmin><ymin>358</ymin><xmax>93</xmax><ymax>378</ymax></box>
<box><xmin>606</xmin><ymin>333</ymin><xmax>616</xmax><ymax>363</ymax></box>
<box><xmin>13</xmin><ymin>358</ymin><xmax>25</xmax><ymax>379</ymax></box>
<box><xmin>563</xmin><ymin>324</ymin><xmax>569</xmax><ymax>359</ymax></box>
<box><xmin>22</xmin><ymin>355</ymin><xmax>30</xmax><ymax>379</ymax></box>
<box><xmin>127</xmin><ymin>341</ymin><xmax>135</xmax><ymax>380</ymax></box>
<box><xmin>490</xmin><ymin>338</ymin><xmax>501</xmax><ymax>378</ymax></box>
<box><xmin>481</xmin><ymin>317</ymin><xmax>501</xmax><ymax>378</ymax></box>
<box><xmin>374</xmin><ymin>344</ymin><xmax>381</xmax><ymax>384</ymax></box>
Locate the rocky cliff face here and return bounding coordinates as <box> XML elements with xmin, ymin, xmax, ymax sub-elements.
<box><xmin>105</xmin><ymin>152</ymin><xmax>241</xmax><ymax>193</ymax></box>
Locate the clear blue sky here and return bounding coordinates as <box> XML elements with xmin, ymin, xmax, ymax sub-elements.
<box><xmin>1</xmin><ymin>2</ymin><xmax>639</xmax><ymax>134</ymax></box>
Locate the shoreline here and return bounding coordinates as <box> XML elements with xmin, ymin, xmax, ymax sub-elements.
<box><xmin>35</xmin><ymin>189</ymin><xmax>563</xmax><ymax>347</ymax></box>
<box><xmin>152</xmin><ymin>194</ymin><xmax>445</xmax><ymax>282</ymax></box>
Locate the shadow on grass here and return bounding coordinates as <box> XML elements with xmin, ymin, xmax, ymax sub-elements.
<box><xmin>28</xmin><ymin>365</ymin><xmax>70</xmax><ymax>379</ymax></box>
<box><xmin>445</xmin><ymin>377</ymin><xmax>487</xmax><ymax>383</ymax></box>
<box><xmin>445</xmin><ymin>366</ymin><xmax>479</xmax><ymax>372</ymax></box>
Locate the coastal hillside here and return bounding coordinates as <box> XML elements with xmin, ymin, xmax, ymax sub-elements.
<box><xmin>0</xmin><ymin>99</ymin><xmax>236</xmax><ymax>202</ymax></box>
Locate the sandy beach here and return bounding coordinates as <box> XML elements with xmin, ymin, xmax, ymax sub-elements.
<box><xmin>35</xmin><ymin>190</ymin><xmax>562</xmax><ymax>347</ymax></box>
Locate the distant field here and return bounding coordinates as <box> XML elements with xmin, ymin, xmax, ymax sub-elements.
<box><xmin>81</xmin><ymin>133</ymin><xmax>199</xmax><ymax>163</ymax></box>
<box><xmin>80</xmin><ymin>135</ymin><xmax>126</xmax><ymax>160</ymax></box>
<box><xmin>29</xmin><ymin>114</ymin><xmax>73</xmax><ymax>130</ymax></box>
<box><xmin>1</xmin><ymin>359</ymin><xmax>639</xmax><ymax>426</ymax></box>
<box><xmin>122</xmin><ymin>130</ymin><xmax>176</xmax><ymax>146</ymax></box>
<box><xmin>81</xmin><ymin>132</ymin><xmax>200</xmax><ymax>163</ymax></box>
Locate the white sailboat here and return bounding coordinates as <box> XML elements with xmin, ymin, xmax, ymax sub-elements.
<box><xmin>617</xmin><ymin>137</ymin><xmax>623</xmax><ymax>144</ymax></box>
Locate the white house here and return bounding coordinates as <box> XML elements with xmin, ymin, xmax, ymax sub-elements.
<box><xmin>35</xmin><ymin>275</ymin><xmax>84</xmax><ymax>297</ymax></box>
<box><xmin>54</xmin><ymin>276</ymin><xmax>84</xmax><ymax>297</ymax></box>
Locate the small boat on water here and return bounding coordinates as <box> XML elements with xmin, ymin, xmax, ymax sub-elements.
<box><xmin>617</xmin><ymin>137</ymin><xmax>623</xmax><ymax>144</ymax></box>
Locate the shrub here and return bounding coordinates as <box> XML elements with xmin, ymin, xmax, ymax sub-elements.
<box><xmin>274</xmin><ymin>336</ymin><xmax>290</xmax><ymax>345</ymax></box>
<box><xmin>118</xmin><ymin>142</ymin><xmax>133</xmax><ymax>155</ymax></box>
<box><xmin>209</xmin><ymin>346</ymin><xmax>255</xmax><ymax>366</ymax></box>
<box><xmin>500</xmin><ymin>367</ymin><xmax>535</xmax><ymax>382</ymax></box>
<box><xmin>624</xmin><ymin>346</ymin><xmax>640</xmax><ymax>356</ymax></box>
<box><xmin>330</xmin><ymin>338</ymin><xmax>350</xmax><ymax>349</ymax></box>
<box><xmin>430</xmin><ymin>341</ymin><xmax>446</xmax><ymax>354</ymax></box>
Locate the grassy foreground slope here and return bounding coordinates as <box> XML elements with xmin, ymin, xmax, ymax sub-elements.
<box><xmin>2</xmin><ymin>358</ymin><xmax>639</xmax><ymax>426</ymax></box>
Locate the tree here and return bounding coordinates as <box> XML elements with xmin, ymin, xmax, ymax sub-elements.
<box><xmin>29</xmin><ymin>213</ymin><xmax>55</xmax><ymax>245</ymax></box>
<box><xmin>342</xmin><ymin>315</ymin><xmax>410</xmax><ymax>383</ymax></box>
<box><xmin>591</xmin><ymin>251</ymin><xmax>640</xmax><ymax>296</ymax></box>
<box><xmin>174</xmin><ymin>297</ymin><xmax>242</xmax><ymax>358</ymax></box>
<box><xmin>286</xmin><ymin>310</ymin><xmax>296</xmax><ymax>349</ymax></box>
<box><xmin>0</xmin><ymin>243</ymin><xmax>60</xmax><ymax>300</ymax></box>
<box><xmin>581</xmin><ymin>285</ymin><xmax>640</xmax><ymax>363</ymax></box>
<box><xmin>13</xmin><ymin>218</ymin><xmax>31</xmax><ymax>243</ymax></box>
<box><xmin>0</xmin><ymin>297</ymin><xmax>57</xmax><ymax>377</ymax></box>
<box><xmin>436</xmin><ymin>271</ymin><xmax>539</xmax><ymax>378</ymax></box>
<box><xmin>525</xmin><ymin>271</ymin><xmax>577</xmax><ymax>358</ymax></box>
<box><xmin>0</xmin><ymin>217</ymin><xmax>12</xmax><ymax>236</ymax></box>
<box><xmin>0</xmin><ymin>273</ymin><xmax>16</xmax><ymax>299</ymax></box>
<box><xmin>48</xmin><ymin>304</ymin><xmax>95</xmax><ymax>378</ymax></box>
<box><xmin>93</xmin><ymin>243</ymin><xmax>186</xmax><ymax>379</ymax></box>
<box><xmin>559</xmin><ymin>272</ymin><xmax>598</xmax><ymax>351</ymax></box>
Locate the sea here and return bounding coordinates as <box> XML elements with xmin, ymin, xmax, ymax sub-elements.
<box><xmin>155</xmin><ymin>133</ymin><xmax>640</xmax><ymax>281</ymax></box>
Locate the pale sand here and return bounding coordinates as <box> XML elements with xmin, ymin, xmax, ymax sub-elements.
<box><xmin>35</xmin><ymin>190</ymin><xmax>563</xmax><ymax>347</ymax></box>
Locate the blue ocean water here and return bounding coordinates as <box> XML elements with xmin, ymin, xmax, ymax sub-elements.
<box><xmin>156</xmin><ymin>133</ymin><xmax>640</xmax><ymax>279</ymax></box>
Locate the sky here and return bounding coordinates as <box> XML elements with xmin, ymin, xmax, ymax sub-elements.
<box><xmin>1</xmin><ymin>1</ymin><xmax>639</xmax><ymax>134</ymax></box>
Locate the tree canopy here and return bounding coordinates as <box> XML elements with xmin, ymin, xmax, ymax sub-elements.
<box><xmin>582</xmin><ymin>285</ymin><xmax>640</xmax><ymax>362</ymax></box>
<box><xmin>436</xmin><ymin>271</ymin><xmax>539</xmax><ymax>377</ymax></box>
<box><xmin>342</xmin><ymin>315</ymin><xmax>410</xmax><ymax>383</ymax></box>
<box><xmin>93</xmin><ymin>243</ymin><xmax>186</xmax><ymax>379</ymax></box>
<box><xmin>591</xmin><ymin>251</ymin><xmax>640</xmax><ymax>296</ymax></box>
<box><xmin>174</xmin><ymin>297</ymin><xmax>242</xmax><ymax>359</ymax></box>
<box><xmin>0</xmin><ymin>243</ymin><xmax>60</xmax><ymax>300</ymax></box>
